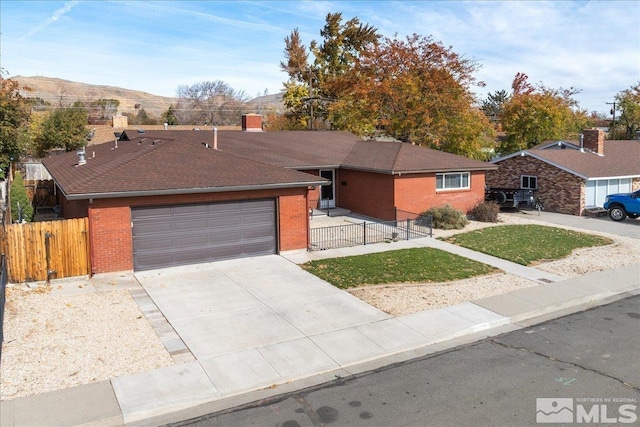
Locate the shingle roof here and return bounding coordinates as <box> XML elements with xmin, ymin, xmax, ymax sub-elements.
<box><xmin>343</xmin><ymin>140</ymin><xmax>495</xmax><ymax>173</ymax></box>
<box><xmin>42</xmin><ymin>134</ymin><xmax>328</xmax><ymax>199</ymax></box>
<box><xmin>494</xmin><ymin>140</ymin><xmax>640</xmax><ymax>179</ymax></box>
<box><xmin>208</xmin><ymin>130</ymin><xmax>493</xmax><ymax>173</ymax></box>
<box><xmin>43</xmin><ymin>129</ymin><xmax>496</xmax><ymax>199</ymax></box>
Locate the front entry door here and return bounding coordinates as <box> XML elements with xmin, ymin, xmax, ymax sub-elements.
<box><xmin>319</xmin><ymin>169</ymin><xmax>336</xmax><ymax>209</ymax></box>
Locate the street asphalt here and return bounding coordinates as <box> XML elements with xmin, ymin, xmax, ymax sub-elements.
<box><xmin>0</xmin><ymin>210</ymin><xmax>638</xmax><ymax>426</ymax></box>
<box><xmin>180</xmin><ymin>295</ymin><xmax>639</xmax><ymax>427</ymax></box>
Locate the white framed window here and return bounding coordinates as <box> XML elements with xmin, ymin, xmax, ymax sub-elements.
<box><xmin>521</xmin><ymin>175</ymin><xmax>537</xmax><ymax>189</ymax></box>
<box><xmin>436</xmin><ymin>172</ymin><xmax>470</xmax><ymax>190</ymax></box>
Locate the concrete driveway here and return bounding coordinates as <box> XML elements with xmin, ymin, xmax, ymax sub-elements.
<box><xmin>505</xmin><ymin>210</ymin><xmax>640</xmax><ymax>239</ymax></box>
<box><xmin>133</xmin><ymin>255</ymin><xmax>390</xmax><ymax>393</ymax></box>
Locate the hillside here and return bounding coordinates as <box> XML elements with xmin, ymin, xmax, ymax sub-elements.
<box><xmin>11</xmin><ymin>75</ymin><xmax>285</xmax><ymax>116</ymax></box>
<box><xmin>12</xmin><ymin>76</ymin><xmax>178</xmax><ymax>115</ymax></box>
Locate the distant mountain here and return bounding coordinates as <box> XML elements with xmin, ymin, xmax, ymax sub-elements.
<box><xmin>12</xmin><ymin>76</ymin><xmax>177</xmax><ymax>115</ymax></box>
<box><xmin>12</xmin><ymin>75</ymin><xmax>285</xmax><ymax>116</ymax></box>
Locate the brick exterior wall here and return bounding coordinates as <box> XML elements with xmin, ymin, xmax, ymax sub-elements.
<box><xmin>302</xmin><ymin>169</ymin><xmax>322</xmax><ymax>209</ymax></box>
<box><xmin>278</xmin><ymin>192</ymin><xmax>309</xmax><ymax>251</ymax></box>
<box><xmin>88</xmin><ymin>187</ymin><xmax>309</xmax><ymax>274</ymax></box>
<box><xmin>394</xmin><ymin>171</ymin><xmax>485</xmax><ymax>216</ymax></box>
<box><xmin>336</xmin><ymin>169</ymin><xmax>486</xmax><ymax>220</ymax></box>
<box><xmin>487</xmin><ymin>156</ymin><xmax>584</xmax><ymax>215</ymax></box>
<box><xmin>337</xmin><ymin>169</ymin><xmax>396</xmax><ymax>219</ymax></box>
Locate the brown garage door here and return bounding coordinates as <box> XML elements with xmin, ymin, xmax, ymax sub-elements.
<box><xmin>132</xmin><ymin>199</ymin><xmax>277</xmax><ymax>270</ymax></box>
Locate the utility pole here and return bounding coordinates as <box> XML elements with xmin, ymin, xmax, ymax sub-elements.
<box><xmin>606</xmin><ymin>101</ymin><xmax>617</xmax><ymax>136</ymax></box>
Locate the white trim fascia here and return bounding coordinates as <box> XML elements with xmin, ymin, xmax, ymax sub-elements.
<box><xmin>493</xmin><ymin>150</ymin><xmax>589</xmax><ymax>180</ymax></box>
<box><xmin>490</xmin><ymin>150</ymin><xmax>524</xmax><ymax>163</ymax></box>
<box><xmin>586</xmin><ymin>175</ymin><xmax>640</xmax><ymax>181</ymax></box>
<box><xmin>537</xmin><ymin>140</ymin><xmax>580</xmax><ymax>150</ymax></box>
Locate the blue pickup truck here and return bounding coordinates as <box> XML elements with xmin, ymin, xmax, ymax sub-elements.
<box><xmin>603</xmin><ymin>189</ymin><xmax>640</xmax><ymax>221</ymax></box>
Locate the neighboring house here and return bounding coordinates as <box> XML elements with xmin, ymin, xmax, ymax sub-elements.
<box><xmin>487</xmin><ymin>129</ymin><xmax>640</xmax><ymax>215</ymax></box>
<box><xmin>42</xmin><ymin>114</ymin><xmax>495</xmax><ymax>274</ymax></box>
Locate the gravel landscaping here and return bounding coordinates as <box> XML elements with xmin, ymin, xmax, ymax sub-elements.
<box><xmin>1</xmin><ymin>212</ymin><xmax>638</xmax><ymax>400</ymax></box>
<box><xmin>0</xmin><ymin>287</ymin><xmax>174</xmax><ymax>400</ymax></box>
<box><xmin>349</xmin><ymin>213</ymin><xmax>640</xmax><ymax>315</ymax></box>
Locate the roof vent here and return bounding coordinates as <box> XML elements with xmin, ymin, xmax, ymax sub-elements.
<box><xmin>77</xmin><ymin>149</ymin><xmax>87</xmax><ymax>165</ymax></box>
<box><xmin>137</xmin><ymin>129</ymin><xmax>145</xmax><ymax>134</ymax></box>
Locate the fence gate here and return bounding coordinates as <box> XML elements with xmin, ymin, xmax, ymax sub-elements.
<box><xmin>0</xmin><ymin>218</ymin><xmax>91</xmax><ymax>283</ymax></box>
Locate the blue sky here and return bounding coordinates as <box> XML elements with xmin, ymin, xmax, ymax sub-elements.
<box><xmin>1</xmin><ymin>0</ymin><xmax>639</xmax><ymax>115</ymax></box>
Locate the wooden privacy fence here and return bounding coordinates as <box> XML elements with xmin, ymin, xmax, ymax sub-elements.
<box><xmin>0</xmin><ymin>218</ymin><xmax>91</xmax><ymax>283</ymax></box>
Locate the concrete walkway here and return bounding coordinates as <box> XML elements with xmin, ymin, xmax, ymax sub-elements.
<box><xmin>2</xmin><ymin>215</ymin><xmax>639</xmax><ymax>426</ymax></box>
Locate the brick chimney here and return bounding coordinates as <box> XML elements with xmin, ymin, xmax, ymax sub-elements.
<box><xmin>582</xmin><ymin>129</ymin><xmax>604</xmax><ymax>155</ymax></box>
<box><xmin>242</xmin><ymin>114</ymin><xmax>263</xmax><ymax>132</ymax></box>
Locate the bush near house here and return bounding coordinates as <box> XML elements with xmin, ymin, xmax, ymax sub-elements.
<box><xmin>10</xmin><ymin>171</ymin><xmax>33</xmax><ymax>223</ymax></box>
<box><xmin>420</xmin><ymin>204</ymin><xmax>468</xmax><ymax>230</ymax></box>
<box><xmin>469</xmin><ymin>200</ymin><xmax>500</xmax><ymax>223</ymax></box>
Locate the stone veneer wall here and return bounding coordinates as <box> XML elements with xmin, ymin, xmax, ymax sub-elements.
<box><xmin>487</xmin><ymin>156</ymin><xmax>584</xmax><ymax>215</ymax></box>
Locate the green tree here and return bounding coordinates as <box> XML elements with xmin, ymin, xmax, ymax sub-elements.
<box><xmin>0</xmin><ymin>74</ymin><xmax>31</xmax><ymax>178</ymax></box>
<box><xmin>10</xmin><ymin>171</ymin><xmax>33</xmax><ymax>223</ymax></box>
<box><xmin>614</xmin><ymin>82</ymin><xmax>640</xmax><ymax>139</ymax></box>
<box><xmin>328</xmin><ymin>34</ymin><xmax>495</xmax><ymax>159</ymax></box>
<box><xmin>499</xmin><ymin>73</ymin><xmax>591</xmax><ymax>155</ymax></box>
<box><xmin>34</xmin><ymin>104</ymin><xmax>88</xmax><ymax>156</ymax></box>
<box><xmin>162</xmin><ymin>105</ymin><xmax>178</xmax><ymax>125</ymax></box>
<box><xmin>481</xmin><ymin>89</ymin><xmax>510</xmax><ymax>127</ymax></box>
<box><xmin>281</xmin><ymin>13</ymin><xmax>379</xmax><ymax>128</ymax></box>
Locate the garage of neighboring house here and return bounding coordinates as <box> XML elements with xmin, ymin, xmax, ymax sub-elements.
<box><xmin>488</xmin><ymin>129</ymin><xmax>640</xmax><ymax>215</ymax></box>
<box><xmin>585</xmin><ymin>178</ymin><xmax>634</xmax><ymax>208</ymax></box>
<box><xmin>131</xmin><ymin>199</ymin><xmax>277</xmax><ymax>270</ymax></box>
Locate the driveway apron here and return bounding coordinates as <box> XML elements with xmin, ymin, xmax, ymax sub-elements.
<box><xmin>134</xmin><ymin>255</ymin><xmax>390</xmax><ymax>361</ymax></box>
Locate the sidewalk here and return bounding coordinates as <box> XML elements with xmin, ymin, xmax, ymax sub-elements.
<box><xmin>1</xmin><ymin>241</ymin><xmax>639</xmax><ymax>426</ymax></box>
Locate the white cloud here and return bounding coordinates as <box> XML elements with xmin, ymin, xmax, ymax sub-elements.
<box><xmin>3</xmin><ymin>1</ymin><xmax>638</xmax><ymax>113</ymax></box>
<box><xmin>18</xmin><ymin>0</ymin><xmax>81</xmax><ymax>41</ymax></box>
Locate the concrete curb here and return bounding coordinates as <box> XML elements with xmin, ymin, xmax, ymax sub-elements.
<box><xmin>2</xmin><ymin>264</ymin><xmax>638</xmax><ymax>427</ymax></box>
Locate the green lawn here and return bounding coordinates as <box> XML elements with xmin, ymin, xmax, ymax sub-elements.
<box><xmin>301</xmin><ymin>248</ymin><xmax>498</xmax><ymax>289</ymax></box>
<box><xmin>443</xmin><ymin>224</ymin><xmax>612</xmax><ymax>265</ymax></box>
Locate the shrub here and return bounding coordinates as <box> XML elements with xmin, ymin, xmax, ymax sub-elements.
<box><xmin>421</xmin><ymin>204</ymin><xmax>468</xmax><ymax>230</ymax></box>
<box><xmin>470</xmin><ymin>201</ymin><xmax>500</xmax><ymax>223</ymax></box>
<box><xmin>10</xmin><ymin>171</ymin><xmax>33</xmax><ymax>223</ymax></box>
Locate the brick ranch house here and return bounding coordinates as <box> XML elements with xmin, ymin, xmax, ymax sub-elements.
<box><xmin>42</xmin><ymin>115</ymin><xmax>496</xmax><ymax>273</ymax></box>
<box><xmin>487</xmin><ymin>129</ymin><xmax>640</xmax><ymax>215</ymax></box>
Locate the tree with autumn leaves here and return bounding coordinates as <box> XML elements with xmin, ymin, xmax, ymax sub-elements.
<box><xmin>1</xmin><ymin>73</ymin><xmax>31</xmax><ymax>178</ymax></box>
<box><xmin>280</xmin><ymin>13</ymin><xmax>378</xmax><ymax>130</ymax></box>
<box><xmin>613</xmin><ymin>82</ymin><xmax>640</xmax><ymax>140</ymax></box>
<box><xmin>498</xmin><ymin>73</ymin><xmax>592</xmax><ymax>155</ymax></box>
<box><xmin>328</xmin><ymin>34</ymin><xmax>495</xmax><ymax>159</ymax></box>
<box><xmin>280</xmin><ymin>14</ymin><xmax>495</xmax><ymax>159</ymax></box>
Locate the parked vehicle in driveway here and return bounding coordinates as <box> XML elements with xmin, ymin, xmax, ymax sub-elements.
<box><xmin>603</xmin><ymin>189</ymin><xmax>640</xmax><ymax>221</ymax></box>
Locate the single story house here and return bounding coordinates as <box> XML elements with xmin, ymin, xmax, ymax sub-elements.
<box><xmin>42</xmin><ymin>115</ymin><xmax>496</xmax><ymax>273</ymax></box>
<box><xmin>487</xmin><ymin>129</ymin><xmax>640</xmax><ymax>215</ymax></box>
